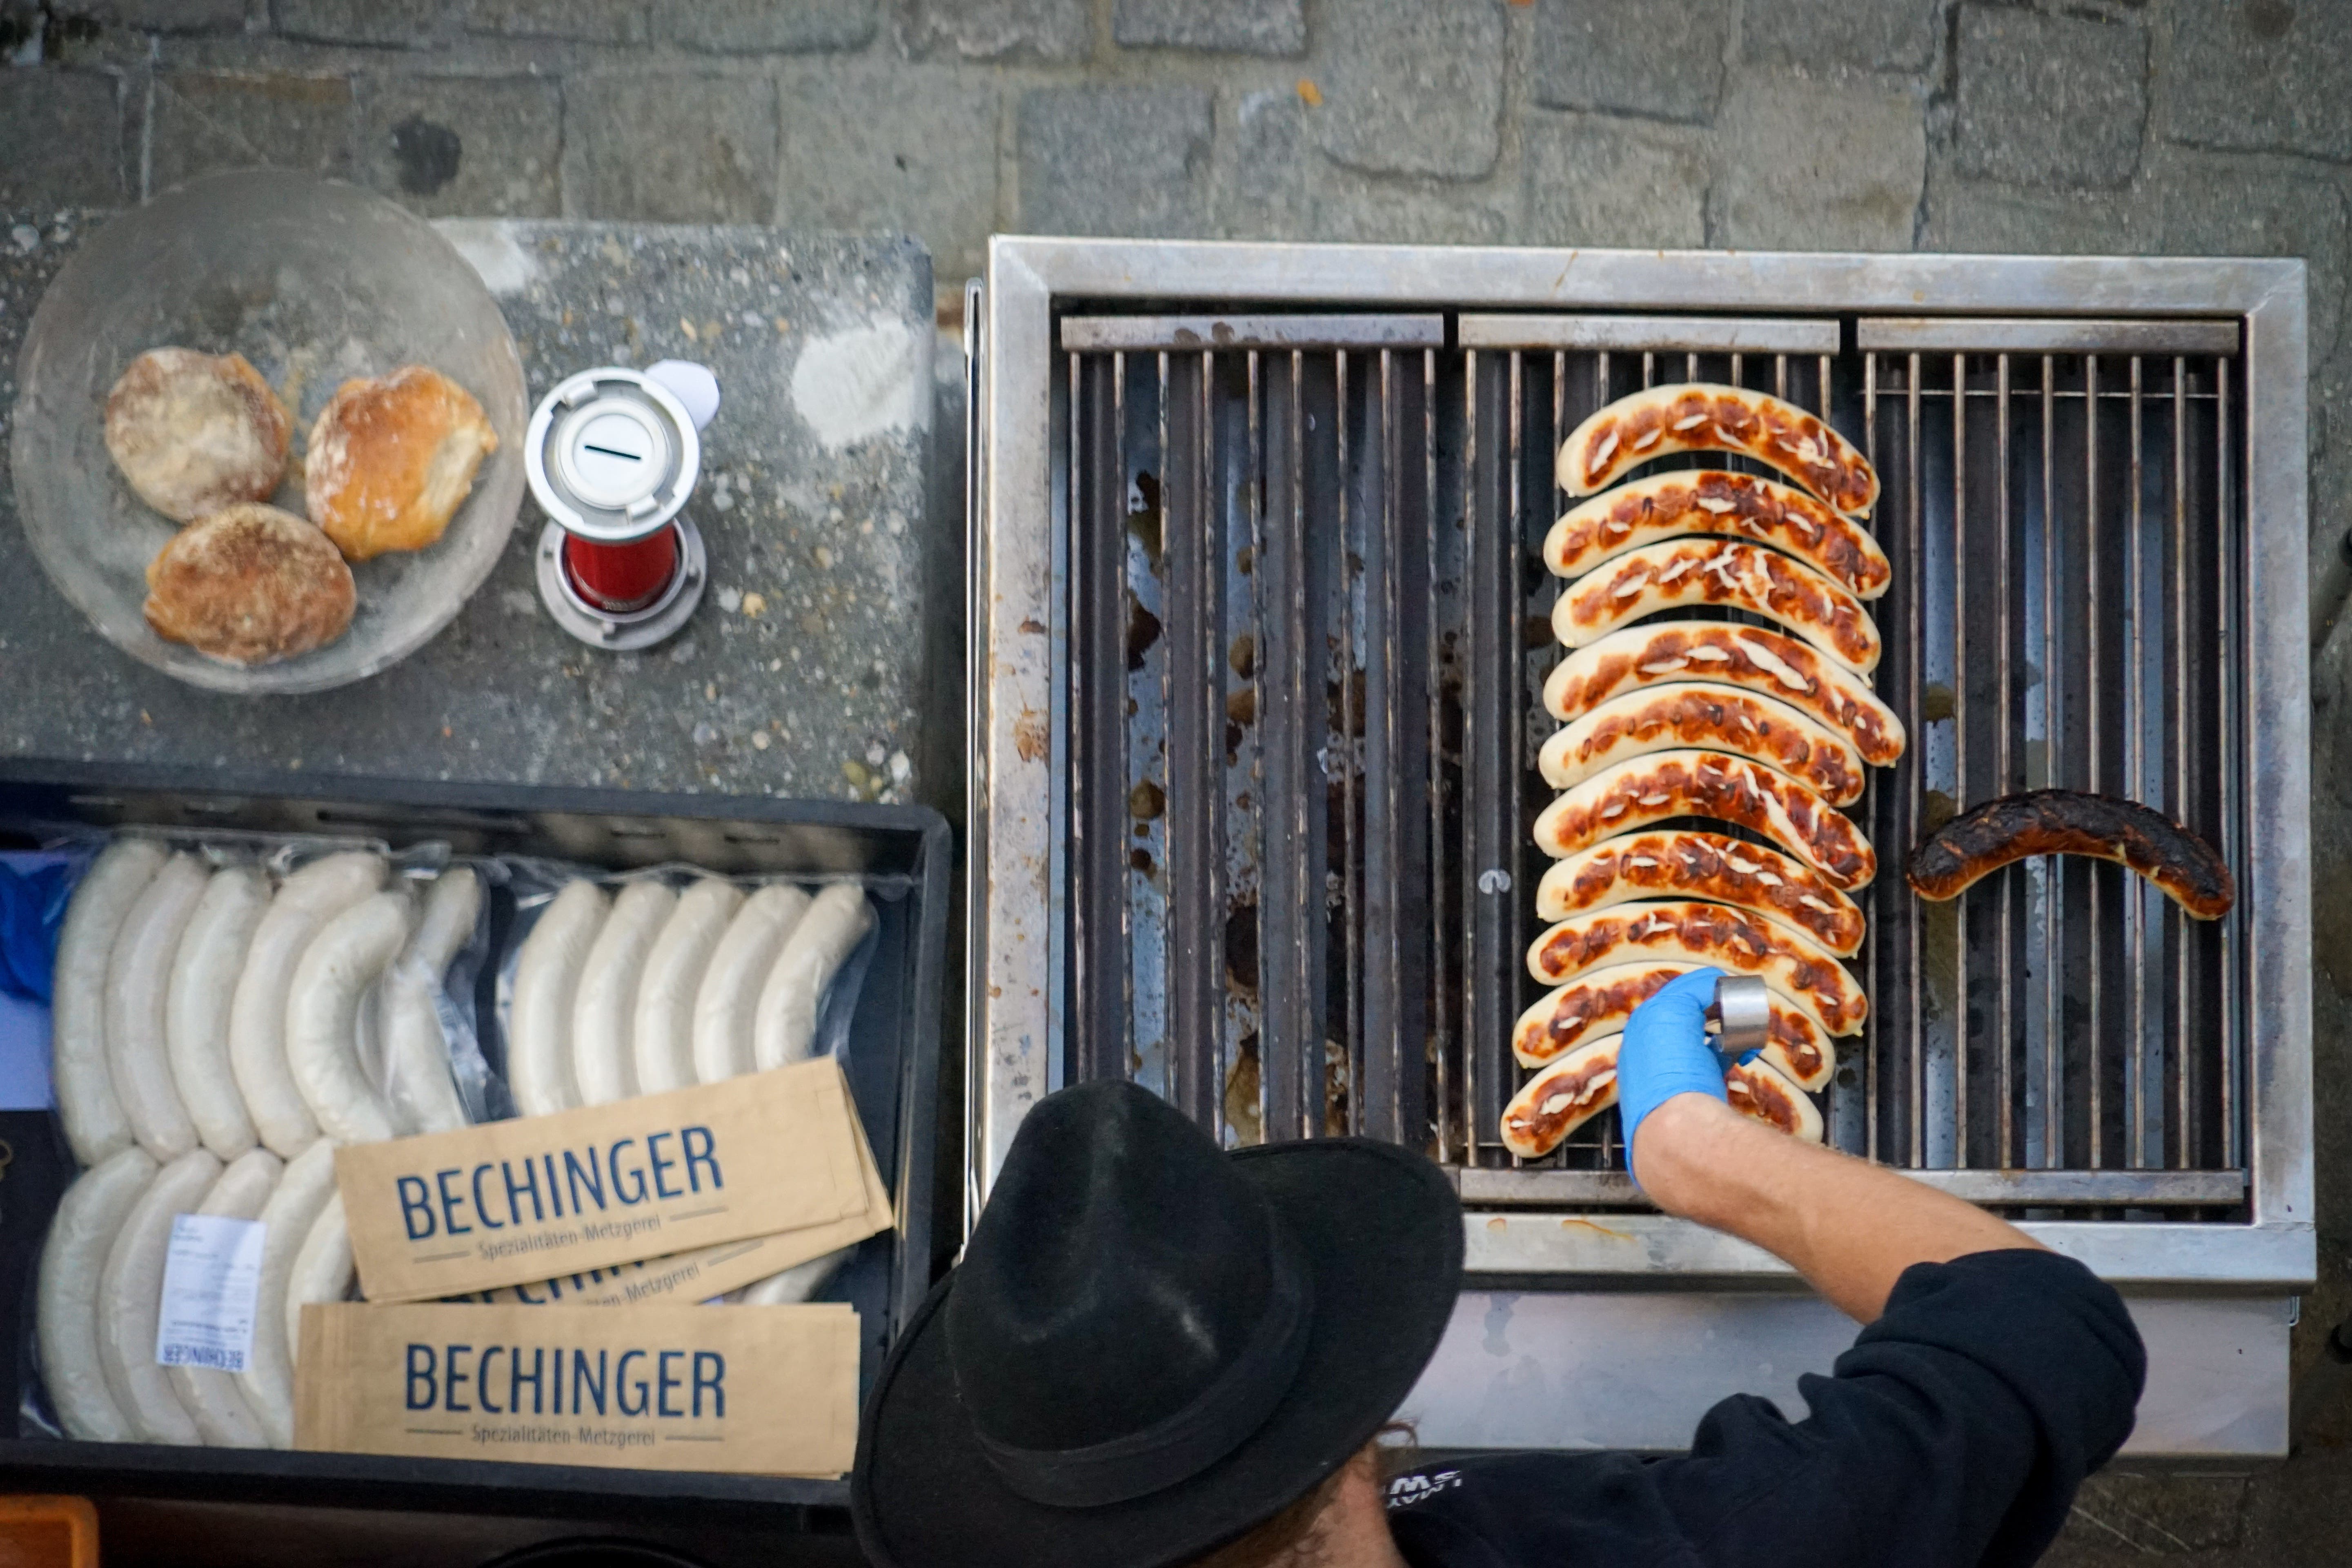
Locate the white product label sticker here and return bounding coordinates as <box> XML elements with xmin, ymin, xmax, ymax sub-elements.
<box><xmin>154</xmin><ymin>1214</ymin><xmax>267</xmax><ymax>1372</ymax></box>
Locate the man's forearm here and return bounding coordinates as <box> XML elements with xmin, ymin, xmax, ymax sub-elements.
<box><xmin>1635</xmin><ymin>1094</ymin><xmax>2045</xmax><ymax>1322</ymax></box>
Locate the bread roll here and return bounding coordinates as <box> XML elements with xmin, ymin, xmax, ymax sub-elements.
<box><xmin>105</xmin><ymin>348</ymin><xmax>292</xmax><ymax>521</ymax></box>
<box><xmin>143</xmin><ymin>503</ymin><xmax>355</xmax><ymax>665</ymax></box>
<box><xmin>305</xmin><ymin>365</ymin><xmax>497</xmax><ymax>561</ymax></box>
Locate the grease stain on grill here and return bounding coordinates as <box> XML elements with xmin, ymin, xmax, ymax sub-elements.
<box><xmin>1013</xmin><ymin>707</ymin><xmax>1048</xmax><ymax>763</ymax></box>
<box><xmin>1126</xmin><ymin>590</ymin><xmax>1162</xmax><ymax>671</ymax></box>
<box><xmin>1129</xmin><ymin>778</ymin><xmax>1167</xmax><ymax>820</ymax></box>
<box><xmin>1127</xmin><ymin>471</ymin><xmax>1163</xmax><ymax>567</ymax></box>
<box><xmin>1225</xmin><ymin>1034</ymin><xmax>1264</xmax><ymax>1145</ymax></box>
<box><xmin>1230</xmin><ymin>632</ymin><xmax>1256</xmax><ymax>679</ymax></box>
<box><xmin>1923</xmin><ymin>683</ymin><xmax>1957</xmax><ymax>723</ymax></box>
<box><xmin>1130</xmin><ymin>847</ymin><xmax>1158</xmax><ymax>876</ymax></box>
<box><xmin>1225</xmin><ymin>901</ymin><xmax>1260</xmax><ymax>996</ymax></box>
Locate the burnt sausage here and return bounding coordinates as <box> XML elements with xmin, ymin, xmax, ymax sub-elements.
<box><xmin>1907</xmin><ymin>789</ymin><xmax>2234</xmax><ymax>920</ymax></box>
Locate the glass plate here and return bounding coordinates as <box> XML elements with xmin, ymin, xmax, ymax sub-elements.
<box><xmin>9</xmin><ymin>171</ymin><xmax>526</xmax><ymax>694</ymax></box>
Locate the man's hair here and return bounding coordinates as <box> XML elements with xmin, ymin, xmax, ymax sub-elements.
<box><xmin>1181</xmin><ymin>1426</ymin><xmax>1420</xmax><ymax>1568</ymax></box>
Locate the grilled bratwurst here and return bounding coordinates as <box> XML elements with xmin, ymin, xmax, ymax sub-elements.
<box><xmin>1500</xmin><ymin>1035</ymin><xmax>1822</xmax><ymax>1159</ymax></box>
<box><xmin>1527</xmin><ymin>900</ymin><xmax>1867</xmax><ymax>1036</ymax></box>
<box><xmin>1545</xmin><ymin>622</ymin><xmax>1905</xmax><ymax>767</ymax></box>
<box><xmin>1558</xmin><ymin>383</ymin><xmax>1879</xmax><ymax>518</ymax></box>
<box><xmin>1536</xmin><ymin>829</ymin><xmax>1865</xmax><ymax>956</ymax></box>
<box><xmin>1553</xmin><ymin>537</ymin><xmax>1880</xmax><ymax>674</ymax></box>
<box><xmin>1511</xmin><ymin>959</ymin><xmax>1834</xmax><ymax>1087</ymax></box>
<box><xmin>1540</xmin><ymin>681</ymin><xmax>1867</xmax><ymax>804</ymax></box>
<box><xmin>1545</xmin><ymin>469</ymin><xmax>1891</xmax><ymax>597</ymax></box>
<box><xmin>1532</xmin><ymin>748</ymin><xmax>1876</xmax><ymax>889</ymax></box>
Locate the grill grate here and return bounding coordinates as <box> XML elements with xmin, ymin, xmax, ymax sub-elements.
<box><xmin>1052</xmin><ymin>309</ymin><xmax>2250</xmax><ymax>1216</ymax></box>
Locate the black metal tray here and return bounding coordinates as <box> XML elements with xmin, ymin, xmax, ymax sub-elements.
<box><xmin>0</xmin><ymin>763</ymin><xmax>950</xmax><ymax>1521</ymax></box>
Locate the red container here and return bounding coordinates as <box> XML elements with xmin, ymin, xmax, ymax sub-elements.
<box><xmin>562</xmin><ymin>526</ymin><xmax>680</xmax><ymax>613</ymax></box>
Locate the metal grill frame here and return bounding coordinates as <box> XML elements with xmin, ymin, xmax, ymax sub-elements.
<box><xmin>969</xmin><ymin>238</ymin><xmax>2312</xmax><ymax>1290</ymax></box>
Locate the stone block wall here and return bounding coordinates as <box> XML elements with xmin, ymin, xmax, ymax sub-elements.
<box><xmin>4</xmin><ymin>1</ymin><xmax>2344</xmax><ymax>598</ymax></box>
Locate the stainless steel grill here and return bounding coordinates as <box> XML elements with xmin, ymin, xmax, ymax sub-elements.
<box><xmin>970</xmin><ymin>241</ymin><xmax>2311</xmax><ymax>1291</ymax></box>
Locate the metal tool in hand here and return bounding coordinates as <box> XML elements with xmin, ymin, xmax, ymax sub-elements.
<box><xmin>1704</xmin><ymin>975</ymin><xmax>1771</xmax><ymax>1059</ymax></box>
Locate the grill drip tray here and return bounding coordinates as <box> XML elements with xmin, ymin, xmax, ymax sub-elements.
<box><xmin>969</xmin><ymin>241</ymin><xmax>2312</xmax><ymax>1458</ymax></box>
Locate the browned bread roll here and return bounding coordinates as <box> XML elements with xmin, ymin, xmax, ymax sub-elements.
<box><xmin>1558</xmin><ymin>384</ymin><xmax>1879</xmax><ymax>518</ymax></box>
<box><xmin>104</xmin><ymin>349</ymin><xmax>292</xmax><ymax>522</ymax></box>
<box><xmin>1543</xmin><ymin>470</ymin><xmax>1891</xmax><ymax>598</ymax></box>
<box><xmin>1907</xmin><ymin>790</ymin><xmax>2234</xmax><ymax>920</ymax></box>
<box><xmin>305</xmin><ymin>365</ymin><xmax>497</xmax><ymax>561</ymax></box>
<box><xmin>143</xmin><ymin>503</ymin><xmax>354</xmax><ymax>665</ymax></box>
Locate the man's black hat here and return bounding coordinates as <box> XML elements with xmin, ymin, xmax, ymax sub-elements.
<box><xmin>852</xmin><ymin>1079</ymin><xmax>1464</xmax><ymax>1568</ymax></box>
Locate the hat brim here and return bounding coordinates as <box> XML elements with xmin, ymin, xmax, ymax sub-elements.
<box><xmin>852</xmin><ymin>1138</ymin><xmax>1464</xmax><ymax>1568</ymax></box>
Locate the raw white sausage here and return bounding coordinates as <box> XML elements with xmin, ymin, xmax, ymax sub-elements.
<box><xmin>105</xmin><ymin>852</ymin><xmax>210</xmax><ymax>1159</ymax></box>
<box><xmin>381</xmin><ymin>868</ymin><xmax>481</xmax><ymax>1136</ymax></box>
<box><xmin>167</xmin><ymin>1148</ymin><xmax>281</xmax><ymax>1448</ymax></box>
<box><xmin>633</xmin><ymin>880</ymin><xmax>743</xmax><ymax>1094</ymax></box>
<box><xmin>752</xmin><ymin>885</ymin><xmax>874</xmax><ymax>1070</ymax></box>
<box><xmin>237</xmin><ymin>1138</ymin><xmax>338</xmax><ymax>1448</ymax></box>
<box><xmin>231</xmin><ymin>852</ymin><xmax>384</xmax><ymax>1157</ymax></box>
<box><xmin>286</xmin><ymin>892</ymin><xmax>412</xmax><ymax>1145</ymax></box>
<box><xmin>96</xmin><ymin>1146</ymin><xmax>221</xmax><ymax>1445</ymax></box>
<box><xmin>692</xmin><ymin>885</ymin><xmax>810</xmax><ymax>1083</ymax></box>
<box><xmin>734</xmin><ymin>1246</ymin><xmax>850</xmax><ymax>1305</ymax></box>
<box><xmin>165</xmin><ymin>865</ymin><xmax>270</xmax><ymax>1159</ymax></box>
<box><xmin>508</xmin><ymin>879</ymin><xmax>609</xmax><ymax>1117</ymax></box>
<box><xmin>572</xmin><ymin>880</ymin><xmax>675</xmax><ymax>1105</ymax></box>
<box><xmin>283</xmin><ymin>1194</ymin><xmax>353</xmax><ymax>1381</ymax></box>
<box><xmin>53</xmin><ymin>838</ymin><xmax>166</xmax><ymax>1165</ymax></box>
<box><xmin>35</xmin><ymin>1144</ymin><xmax>158</xmax><ymax>1439</ymax></box>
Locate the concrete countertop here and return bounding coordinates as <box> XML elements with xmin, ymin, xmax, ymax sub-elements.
<box><xmin>0</xmin><ymin>209</ymin><xmax>937</xmax><ymax>804</ymax></box>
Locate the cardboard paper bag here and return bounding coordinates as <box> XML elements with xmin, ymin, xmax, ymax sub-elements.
<box><xmin>296</xmin><ymin>1301</ymin><xmax>859</xmax><ymax>1477</ymax></box>
<box><xmin>338</xmin><ymin>1058</ymin><xmax>887</xmax><ymax>1301</ymax></box>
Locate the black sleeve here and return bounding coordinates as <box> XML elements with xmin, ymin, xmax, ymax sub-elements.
<box><xmin>1649</xmin><ymin>1248</ymin><xmax>2146</xmax><ymax>1568</ymax></box>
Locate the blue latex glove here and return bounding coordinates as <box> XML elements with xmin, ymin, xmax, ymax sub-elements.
<box><xmin>1617</xmin><ymin>967</ymin><xmax>1729</xmax><ymax>1185</ymax></box>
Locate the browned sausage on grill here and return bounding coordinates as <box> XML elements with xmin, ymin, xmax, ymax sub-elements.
<box><xmin>1544</xmin><ymin>470</ymin><xmax>1892</xmax><ymax>598</ymax></box>
<box><xmin>1537</xmin><ymin>830</ymin><xmax>1866</xmax><ymax>956</ymax></box>
<box><xmin>1511</xmin><ymin>959</ymin><xmax>1834</xmax><ymax>1088</ymax></box>
<box><xmin>1527</xmin><ymin>900</ymin><xmax>1867</xmax><ymax>1036</ymax></box>
<box><xmin>1500</xmin><ymin>1036</ymin><xmax>1823</xmax><ymax>1159</ymax></box>
<box><xmin>1553</xmin><ymin>538</ymin><xmax>1881</xmax><ymax>674</ymax></box>
<box><xmin>1532</xmin><ymin>749</ymin><xmax>1877</xmax><ymax>890</ymax></box>
<box><xmin>1540</xmin><ymin>681</ymin><xmax>1867</xmax><ymax>805</ymax></box>
<box><xmin>1907</xmin><ymin>789</ymin><xmax>2235</xmax><ymax>920</ymax></box>
<box><xmin>1544</xmin><ymin>622</ymin><xmax>1907</xmax><ymax>768</ymax></box>
<box><xmin>1557</xmin><ymin>384</ymin><xmax>1880</xmax><ymax>518</ymax></box>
